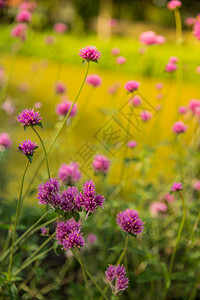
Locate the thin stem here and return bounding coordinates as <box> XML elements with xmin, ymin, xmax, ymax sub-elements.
<box><xmin>116</xmin><ymin>235</ymin><xmax>129</xmax><ymax>265</ymax></box>
<box><xmin>7</xmin><ymin>160</ymin><xmax>29</xmax><ymax>280</ymax></box>
<box><xmin>174</xmin><ymin>9</ymin><xmax>182</xmax><ymax>44</ymax></box>
<box><xmin>188</xmin><ymin>271</ymin><xmax>200</xmax><ymax>300</ymax></box>
<box><xmin>31</xmin><ymin>126</ymin><xmax>51</xmax><ymax>179</ymax></box>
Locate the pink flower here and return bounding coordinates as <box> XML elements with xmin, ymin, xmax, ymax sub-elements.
<box><xmin>138</xmin><ymin>47</ymin><xmax>146</xmax><ymax>54</ymax></box>
<box><xmin>167</xmin><ymin>0</ymin><xmax>182</xmax><ymax>10</ymax></box>
<box><xmin>0</xmin><ymin>132</ymin><xmax>12</xmax><ymax>149</ymax></box>
<box><xmin>16</xmin><ymin>10</ymin><xmax>31</xmax><ymax>23</ymax></box>
<box><xmin>92</xmin><ymin>154</ymin><xmax>110</xmax><ymax>174</ymax></box>
<box><xmin>188</xmin><ymin>99</ymin><xmax>200</xmax><ymax>113</ymax></box>
<box><xmin>155</xmin><ymin>83</ymin><xmax>163</xmax><ymax>90</ymax></box>
<box><xmin>109</xmin><ymin>19</ymin><xmax>117</xmax><ymax>28</ymax></box>
<box><xmin>124</xmin><ymin>80</ymin><xmax>140</xmax><ymax>93</ymax></box>
<box><xmin>140</xmin><ymin>31</ymin><xmax>157</xmax><ymax>45</ymax></box>
<box><xmin>156</xmin><ymin>93</ymin><xmax>163</xmax><ymax>100</ymax></box>
<box><xmin>140</xmin><ymin>111</ymin><xmax>152</xmax><ymax>122</ymax></box>
<box><xmin>171</xmin><ymin>182</ymin><xmax>183</xmax><ymax>192</ymax></box>
<box><xmin>55</xmin><ymin>81</ymin><xmax>66</xmax><ymax>94</ymax></box>
<box><xmin>2</xmin><ymin>98</ymin><xmax>15</xmax><ymax>115</ymax></box>
<box><xmin>86</xmin><ymin>234</ymin><xmax>97</xmax><ymax>245</ymax></box>
<box><xmin>33</xmin><ymin>102</ymin><xmax>42</xmax><ymax>109</ymax></box>
<box><xmin>185</xmin><ymin>17</ymin><xmax>195</xmax><ymax>27</ymax></box>
<box><xmin>130</xmin><ymin>95</ymin><xmax>142</xmax><ymax>106</ymax></box>
<box><xmin>193</xmin><ymin>180</ymin><xmax>200</xmax><ymax>191</ymax></box>
<box><xmin>156</xmin><ymin>104</ymin><xmax>162</xmax><ymax>111</ymax></box>
<box><xmin>58</xmin><ymin>162</ymin><xmax>81</xmax><ymax>185</ymax></box>
<box><xmin>19</xmin><ymin>82</ymin><xmax>29</xmax><ymax>93</ymax></box>
<box><xmin>44</xmin><ymin>35</ymin><xmax>54</xmax><ymax>45</ymax></box>
<box><xmin>150</xmin><ymin>202</ymin><xmax>167</xmax><ymax>217</ymax></box>
<box><xmin>86</xmin><ymin>74</ymin><xmax>102</xmax><ymax>87</ymax></box>
<box><xmin>169</xmin><ymin>56</ymin><xmax>178</xmax><ymax>64</ymax></box>
<box><xmin>20</xmin><ymin>1</ymin><xmax>37</xmax><ymax>12</ymax></box>
<box><xmin>155</xmin><ymin>35</ymin><xmax>166</xmax><ymax>45</ymax></box>
<box><xmin>111</xmin><ymin>47</ymin><xmax>120</xmax><ymax>56</ymax></box>
<box><xmin>116</xmin><ymin>56</ymin><xmax>126</xmax><ymax>65</ymax></box>
<box><xmin>107</xmin><ymin>82</ymin><xmax>120</xmax><ymax>95</ymax></box>
<box><xmin>193</xmin><ymin>20</ymin><xmax>200</xmax><ymax>41</ymax></box>
<box><xmin>78</xmin><ymin>46</ymin><xmax>101</xmax><ymax>62</ymax></box>
<box><xmin>165</xmin><ymin>62</ymin><xmax>177</xmax><ymax>73</ymax></box>
<box><xmin>53</xmin><ymin>23</ymin><xmax>67</xmax><ymax>34</ymax></box>
<box><xmin>56</xmin><ymin>100</ymin><xmax>77</xmax><ymax>118</ymax></box>
<box><xmin>178</xmin><ymin>106</ymin><xmax>187</xmax><ymax>114</ymax></box>
<box><xmin>127</xmin><ymin>141</ymin><xmax>137</xmax><ymax>148</ymax></box>
<box><xmin>11</xmin><ymin>23</ymin><xmax>28</xmax><ymax>41</ymax></box>
<box><xmin>172</xmin><ymin>121</ymin><xmax>188</xmax><ymax>134</ymax></box>
<box><xmin>196</xmin><ymin>66</ymin><xmax>200</xmax><ymax>74</ymax></box>
<box><xmin>163</xmin><ymin>193</ymin><xmax>174</xmax><ymax>203</ymax></box>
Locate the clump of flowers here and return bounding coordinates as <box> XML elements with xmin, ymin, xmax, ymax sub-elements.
<box><xmin>78</xmin><ymin>46</ymin><xmax>101</xmax><ymax>62</ymax></box>
<box><xmin>56</xmin><ymin>100</ymin><xmax>78</xmax><ymax>118</ymax></box>
<box><xmin>18</xmin><ymin>140</ymin><xmax>38</xmax><ymax>162</ymax></box>
<box><xmin>116</xmin><ymin>209</ymin><xmax>144</xmax><ymax>236</ymax></box>
<box><xmin>37</xmin><ymin>178</ymin><xmax>60</xmax><ymax>207</ymax></box>
<box><xmin>171</xmin><ymin>182</ymin><xmax>183</xmax><ymax>192</ymax></box>
<box><xmin>139</xmin><ymin>31</ymin><xmax>166</xmax><ymax>46</ymax></box>
<box><xmin>58</xmin><ymin>162</ymin><xmax>81</xmax><ymax>185</ymax></box>
<box><xmin>172</xmin><ymin>121</ymin><xmax>188</xmax><ymax>134</ymax></box>
<box><xmin>167</xmin><ymin>0</ymin><xmax>182</xmax><ymax>10</ymax></box>
<box><xmin>92</xmin><ymin>154</ymin><xmax>110</xmax><ymax>174</ymax></box>
<box><xmin>16</xmin><ymin>108</ymin><xmax>42</xmax><ymax>128</ymax></box>
<box><xmin>124</xmin><ymin>80</ymin><xmax>140</xmax><ymax>93</ymax></box>
<box><xmin>60</xmin><ymin>186</ymin><xmax>81</xmax><ymax>213</ymax></box>
<box><xmin>105</xmin><ymin>264</ymin><xmax>129</xmax><ymax>296</ymax></box>
<box><xmin>0</xmin><ymin>132</ymin><xmax>12</xmax><ymax>150</ymax></box>
<box><xmin>86</xmin><ymin>74</ymin><xmax>102</xmax><ymax>87</ymax></box>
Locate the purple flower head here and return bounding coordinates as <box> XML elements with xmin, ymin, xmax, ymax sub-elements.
<box><xmin>92</xmin><ymin>154</ymin><xmax>110</xmax><ymax>174</ymax></box>
<box><xmin>124</xmin><ymin>80</ymin><xmax>140</xmax><ymax>93</ymax></box>
<box><xmin>62</xmin><ymin>230</ymin><xmax>84</xmax><ymax>250</ymax></box>
<box><xmin>78</xmin><ymin>46</ymin><xmax>101</xmax><ymax>62</ymax></box>
<box><xmin>140</xmin><ymin>110</ymin><xmax>152</xmax><ymax>122</ymax></box>
<box><xmin>41</xmin><ymin>227</ymin><xmax>48</xmax><ymax>235</ymax></box>
<box><xmin>105</xmin><ymin>264</ymin><xmax>129</xmax><ymax>296</ymax></box>
<box><xmin>116</xmin><ymin>208</ymin><xmax>144</xmax><ymax>236</ymax></box>
<box><xmin>0</xmin><ymin>132</ymin><xmax>12</xmax><ymax>149</ymax></box>
<box><xmin>60</xmin><ymin>186</ymin><xmax>81</xmax><ymax>213</ymax></box>
<box><xmin>58</xmin><ymin>162</ymin><xmax>81</xmax><ymax>185</ymax></box>
<box><xmin>55</xmin><ymin>218</ymin><xmax>82</xmax><ymax>246</ymax></box>
<box><xmin>171</xmin><ymin>182</ymin><xmax>183</xmax><ymax>192</ymax></box>
<box><xmin>16</xmin><ymin>108</ymin><xmax>42</xmax><ymax>128</ymax></box>
<box><xmin>18</xmin><ymin>140</ymin><xmax>38</xmax><ymax>162</ymax></box>
<box><xmin>193</xmin><ymin>19</ymin><xmax>200</xmax><ymax>41</ymax></box>
<box><xmin>37</xmin><ymin>178</ymin><xmax>60</xmax><ymax>207</ymax></box>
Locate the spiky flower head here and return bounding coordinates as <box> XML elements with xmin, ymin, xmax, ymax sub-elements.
<box><xmin>16</xmin><ymin>108</ymin><xmax>42</xmax><ymax>129</ymax></box>
<box><xmin>37</xmin><ymin>178</ymin><xmax>60</xmax><ymax>207</ymax></box>
<box><xmin>18</xmin><ymin>139</ymin><xmax>38</xmax><ymax>162</ymax></box>
<box><xmin>116</xmin><ymin>208</ymin><xmax>144</xmax><ymax>236</ymax></box>
<box><xmin>105</xmin><ymin>264</ymin><xmax>129</xmax><ymax>296</ymax></box>
<box><xmin>78</xmin><ymin>46</ymin><xmax>101</xmax><ymax>62</ymax></box>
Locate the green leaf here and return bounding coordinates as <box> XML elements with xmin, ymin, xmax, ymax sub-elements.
<box><xmin>46</xmin><ymin>204</ymin><xmax>55</xmax><ymax>214</ymax></box>
<box><xmin>161</xmin><ymin>262</ymin><xmax>171</xmax><ymax>290</ymax></box>
<box><xmin>53</xmin><ymin>242</ymin><xmax>63</xmax><ymax>256</ymax></box>
<box><xmin>171</xmin><ymin>272</ymin><xmax>194</xmax><ymax>281</ymax></box>
<box><xmin>26</xmin><ymin>154</ymin><xmax>33</xmax><ymax>163</ymax></box>
<box><xmin>73</xmin><ymin>212</ymin><xmax>80</xmax><ymax>222</ymax></box>
<box><xmin>137</xmin><ymin>270</ymin><xmax>163</xmax><ymax>283</ymax></box>
<box><xmin>35</xmin><ymin>122</ymin><xmax>43</xmax><ymax>129</ymax></box>
<box><xmin>7</xmin><ymin>283</ymin><xmax>19</xmax><ymax>300</ymax></box>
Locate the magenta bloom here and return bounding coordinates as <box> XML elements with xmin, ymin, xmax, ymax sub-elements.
<box><xmin>155</xmin><ymin>83</ymin><xmax>163</xmax><ymax>90</ymax></box>
<box><xmin>185</xmin><ymin>17</ymin><xmax>195</xmax><ymax>27</ymax></box>
<box><xmin>193</xmin><ymin>180</ymin><xmax>200</xmax><ymax>191</ymax></box>
<box><xmin>167</xmin><ymin>0</ymin><xmax>182</xmax><ymax>10</ymax></box>
<box><xmin>11</xmin><ymin>23</ymin><xmax>28</xmax><ymax>41</ymax></box>
<box><xmin>124</xmin><ymin>80</ymin><xmax>140</xmax><ymax>93</ymax></box>
<box><xmin>163</xmin><ymin>193</ymin><xmax>174</xmax><ymax>203</ymax></box>
<box><xmin>41</xmin><ymin>227</ymin><xmax>48</xmax><ymax>235</ymax></box>
<box><xmin>56</xmin><ymin>100</ymin><xmax>77</xmax><ymax>118</ymax></box>
<box><xmin>18</xmin><ymin>140</ymin><xmax>38</xmax><ymax>158</ymax></box>
<box><xmin>60</xmin><ymin>186</ymin><xmax>81</xmax><ymax>213</ymax></box>
<box><xmin>193</xmin><ymin>20</ymin><xmax>200</xmax><ymax>41</ymax></box>
<box><xmin>127</xmin><ymin>140</ymin><xmax>137</xmax><ymax>148</ymax></box>
<box><xmin>62</xmin><ymin>230</ymin><xmax>84</xmax><ymax>250</ymax></box>
<box><xmin>140</xmin><ymin>31</ymin><xmax>157</xmax><ymax>45</ymax></box>
<box><xmin>108</xmin><ymin>82</ymin><xmax>120</xmax><ymax>95</ymax></box>
<box><xmin>111</xmin><ymin>47</ymin><xmax>120</xmax><ymax>56</ymax></box>
<box><xmin>140</xmin><ymin>111</ymin><xmax>152</xmax><ymax>122</ymax></box>
<box><xmin>171</xmin><ymin>182</ymin><xmax>183</xmax><ymax>192</ymax></box>
<box><xmin>155</xmin><ymin>35</ymin><xmax>166</xmax><ymax>45</ymax></box>
<box><xmin>116</xmin><ymin>56</ymin><xmax>126</xmax><ymax>65</ymax></box>
<box><xmin>78</xmin><ymin>46</ymin><xmax>101</xmax><ymax>62</ymax></box>
<box><xmin>56</xmin><ymin>218</ymin><xmax>81</xmax><ymax>244</ymax></box>
<box><xmin>0</xmin><ymin>132</ymin><xmax>12</xmax><ymax>149</ymax></box>
<box><xmin>92</xmin><ymin>154</ymin><xmax>110</xmax><ymax>174</ymax></box>
<box><xmin>169</xmin><ymin>56</ymin><xmax>178</xmax><ymax>64</ymax></box>
<box><xmin>130</xmin><ymin>95</ymin><xmax>142</xmax><ymax>106</ymax></box>
<box><xmin>37</xmin><ymin>178</ymin><xmax>60</xmax><ymax>206</ymax></box>
<box><xmin>178</xmin><ymin>106</ymin><xmax>187</xmax><ymax>114</ymax></box>
<box><xmin>16</xmin><ymin>108</ymin><xmax>42</xmax><ymax>128</ymax></box>
<box><xmin>172</xmin><ymin>121</ymin><xmax>188</xmax><ymax>134</ymax></box>
<box><xmin>33</xmin><ymin>102</ymin><xmax>42</xmax><ymax>109</ymax></box>
<box><xmin>116</xmin><ymin>209</ymin><xmax>144</xmax><ymax>236</ymax></box>
<box><xmin>105</xmin><ymin>264</ymin><xmax>129</xmax><ymax>295</ymax></box>
<box><xmin>20</xmin><ymin>1</ymin><xmax>37</xmax><ymax>11</ymax></box>
<box><xmin>165</xmin><ymin>62</ymin><xmax>177</xmax><ymax>72</ymax></box>
<box><xmin>55</xmin><ymin>81</ymin><xmax>66</xmax><ymax>94</ymax></box>
<box><xmin>58</xmin><ymin>162</ymin><xmax>81</xmax><ymax>185</ymax></box>
<box><xmin>16</xmin><ymin>10</ymin><xmax>31</xmax><ymax>23</ymax></box>
<box><xmin>86</xmin><ymin>74</ymin><xmax>102</xmax><ymax>87</ymax></box>
<box><xmin>188</xmin><ymin>99</ymin><xmax>200</xmax><ymax>113</ymax></box>
<box><xmin>53</xmin><ymin>22</ymin><xmax>67</xmax><ymax>34</ymax></box>
<box><xmin>150</xmin><ymin>202</ymin><xmax>167</xmax><ymax>217</ymax></box>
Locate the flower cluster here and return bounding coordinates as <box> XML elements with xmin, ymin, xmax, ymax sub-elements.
<box><xmin>116</xmin><ymin>209</ymin><xmax>144</xmax><ymax>236</ymax></box>
<box><xmin>105</xmin><ymin>264</ymin><xmax>129</xmax><ymax>296</ymax></box>
<box><xmin>92</xmin><ymin>154</ymin><xmax>110</xmax><ymax>174</ymax></box>
<box><xmin>139</xmin><ymin>31</ymin><xmax>166</xmax><ymax>46</ymax></box>
<box><xmin>60</xmin><ymin>186</ymin><xmax>81</xmax><ymax>213</ymax></box>
<box><xmin>16</xmin><ymin>108</ymin><xmax>42</xmax><ymax>128</ymax></box>
<box><xmin>78</xmin><ymin>46</ymin><xmax>101</xmax><ymax>62</ymax></box>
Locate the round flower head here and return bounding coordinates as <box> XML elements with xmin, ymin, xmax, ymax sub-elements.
<box><xmin>188</xmin><ymin>99</ymin><xmax>200</xmax><ymax>113</ymax></box>
<box><xmin>172</xmin><ymin>121</ymin><xmax>188</xmax><ymax>134</ymax></box>
<box><xmin>196</xmin><ymin>66</ymin><xmax>200</xmax><ymax>74</ymax></box>
<box><xmin>124</xmin><ymin>80</ymin><xmax>140</xmax><ymax>93</ymax></box>
<box><xmin>16</xmin><ymin>108</ymin><xmax>42</xmax><ymax>128</ymax></box>
<box><xmin>109</xmin><ymin>19</ymin><xmax>117</xmax><ymax>28</ymax></box>
<box><xmin>105</xmin><ymin>264</ymin><xmax>129</xmax><ymax>296</ymax></box>
<box><xmin>11</xmin><ymin>23</ymin><xmax>28</xmax><ymax>41</ymax></box>
<box><xmin>86</xmin><ymin>233</ymin><xmax>97</xmax><ymax>245</ymax></box>
<box><xmin>20</xmin><ymin>1</ymin><xmax>37</xmax><ymax>11</ymax></box>
<box><xmin>18</xmin><ymin>140</ymin><xmax>38</xmax><ymax>162</ymax></box>
<box><xmin>86</xmin><ymin>74</ymin><xmax>102</xmax><ymax>87</ymax></box>
<box><xmin>193</xmin><ymin>20</ymin><xmax>200</xmax><ymax>41</ymax></box>
<box><xmin>53</xmin><ymin>22</ymin><xmax>67</xmax><ymax>33</ymax></box>
<box><xmin>156</xmin><ymin>83</ymin><xmax>163</xmax><ymax>90</ymax></box>
<box><xmin>167</xmin><ymin>0</ymin><xmax>182</xmax><ymax>10</ymax></box>
<box><xmin>155</xmin><ymin>35</ymin><xmax>166</xmax><ymax>45</ymax></box>
<box><xmin>130</xmin><ymin>95</ymin><xmax>142</xmax><ymax>106</ymax></box>
<box><xmin>78</xmin><ymin>46</ymin><xmax>101</xmax><ymax>62</ymax></box>
<box><xmin>0</xmin><ymin>132</ymin><xmax>12</xmax><ymax>149</ymax></box>
<box><xmin>58</xmin><ymin>162</ymin><xmax>81</xmax><ymax>185</ymax></box>
<box><xmin>139</xmin><ymin>31</ymin><xmax>165</xmax><ymax>46</ymax></box>
<box><xmin>37</xmin><ymin>178</ymin><xmax>60</xmax><ymax>206</ymax></box>
<box><xmin>169</xmin><ymin>56</ymin><xmax>178</xmax><ymax>64</ymax></box>
<box><xmin>111</xmin><ymin>47</ymin><xmax>120</xmax><ymax>56</ymax></box>
<box><xmin>92</xmin><ymin>154</ymin><xmax>110</xmax><ymax>174</ymax></box>
<box><xmin>150</xmin><ymin>202</ymin><xmax>167</xmax><ymax>217</ymax></box>
<box><xmin>171</xmin><ymin>182</ymin><xmax>183</xmax><ymax>192</ymax></box>
<box><xmin>185</xmin><ymin>17</ymin><xmax>195</xmax><ymax>27</ymax></box>
<box><xmin>163</xmin><ymin>193</ymin><xmax>174</xmax><ymax>203</ymax></box>
<box><xmin>62</xmin><ymin>230</ymin><xmax>84</xmax><ymax>250</ymax></box>
<box><xmin>116</xmin><ymin>56</ymin><xmax>126</xmax><ymax>65</ymax></box>
<box><xmin>178</xmin><ymin>106</ymin><xmax>187</xmax><ymax>114</ymax></box>
<box><xmin>41</xmin><ymin>227</ymin><xmax>48</xmax><ymax>235</ymax></box>
<box><xmin>34</xmin><ymin>102</ymin><xmax>42</xmax><ymax>109</ymax></box>
<box><xmin>16</xmin><ymin>10</ymin><xmax>31</xmax><ymax>23</ymax></box>
<box><xmin>193</xmin><ymin>180</ymin><xmax>200</xmax><ymax>191</ymax></box>
<box><xmin>2</xmin><ymin>98</ymin><xmax>14</xmax><ymax>115</ymax></box>
<box><xmin>56</xmin><ymin>100</ymin><xmax>77</xmax><ymax>118</ymax></box>
<box><xmin>165</xmin><ymin>62</ymin><xmax>177</xmax><ymax>72</ymax></box>
<box><xmin>140</xmin><ymin>111</ymin><xmax>152</xmax><ymax>122</ymax></box>
<box><xmin>60</xmin><ymin>186</ymin><xmax>81</xmax><ymax>213</ymax></box>
<box><xmin>44</xmin><ymin>35</ymin><xmax>54</xmax><ymax>45</ymax></box>
<box><xmin>116</xmin><ymin>208</ymin><xmax>144</xmax><ymax>236</ymax></box>
<box><xmin>55</xmin><ymin>81</ymin><xmax>66</xmax><ymax>94</ymax></box>
<box><xmin>127</xmin><ymin>140</ymin><xmax>137</xmax><ymax>148</ymax></box>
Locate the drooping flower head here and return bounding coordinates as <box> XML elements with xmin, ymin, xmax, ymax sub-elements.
<box><xmin>56</xmin><ymin>100</ymin><xmax>78</xmax><ymax>118</ymax></box>
<box><xmin>167</xmin><ymin>0</ymin><xmax>182</xmax><ymax>10</ymax></box>
<box><xmin>16</xmin><ymin>10</ymin><xmax>32</xmax><ymax>23</ymax></box>
<box><xmin>58</xmin><ymin>162</ymin><xmax>81</xmax><ymax>185</ymax></box>
<box><xmin>0</xmin><ymin>132</ymin><xmax>12</xmax><ymax>149</ymax></box>
<box><xmin>124</xmin><ymin>80</ymin><xmax>140</xmax><ymax>93</ymax></box>
<box><xmin>18</xmin><ymin>140</ymin><xmax>38</xmax><ymax>162</ymax></box>
<box><xmin>37</xmin><ymin>178</ymin><xmax>60</xmax><ymax>206</ymax></box>
<box><xmin>105</xmin><ymin>264</ymin><xmax>129</xmax><ymax>296</ymax></box>
<box><xmin>16</xmin><ymin>108</ymin><xmax>42</xmax><ymax>128</ymax></box>
<box><xmin>60</xmin><ymin>186</ymin><xmax>81</xmax><ymax>213</ymax></box>
<box><xmin>86</xmin><ymin>74</ymin><xmax>102</xmax><ymax>87</ymax></box>
<box><xmin>172</xmin><ymin>121</ymin><xmax>188</xmax><ymax>134</ymax></box>
<box><xmin>140</xmin><ymin>110</ymin><xmax>152</xmax><ymax>122</ymax></box>
<box><xmin>116</xmin><ymin>56</ymin><xmax>126</xmax><ymax>65</ymax></box>
<box><xmin>92</xmin><ymin>154</ymin><xmax>110</xmax><ymax>174</ymax></box>
<box><xmin>150</xmin><ymin>202</ymin><xmax>168</xmax><ymax>217</ymax></box>
<box><xmin>78</xmin><ymin>46</ymin><xmax>101</xmax><ymax>62</ymax></box>
<box><xmin>53</xmin><ymin>22</ymin><xmax>67</xmax><ymax>34</ymax></box>
<box><xmin>11</xmin><ymin>23</ymin><xmax>28</xmax><ymax>41</ymax></box>
<box><xmin>116</xmin><ymin>209</ymin><xmax>144</xmax><ymax>236</ymax></box>
<box><xmin>127</xmin><ymin>140</ymin><xmax>137</xmax><ymax>148</ymax></box>
<box><xmin>171</xmin><ymin>182</ymin><xmax>183</xmax><ymax>192</ymax></box>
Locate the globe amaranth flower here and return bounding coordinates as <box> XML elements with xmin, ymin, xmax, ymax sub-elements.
<box><xmin>172</xmin><ymin>121</ymin><xmax>188</xmax><ymax>134</ymax></box>
<box><xmin>58</xmin><ymin>162</ymin><xmax>81</xmax><ymax>185</ymax></box>
<box><xmin>116</xmin><ymin>208</ymin><xmax>144</xmax><ymax>236</ymax></box>
<box><xmin>60</xmin><ymin>186</ymin><xmax>81</xmax><ymax>213</ymax></box>
<box><xmin>124</xmin><ymin>80</ymin><xmax>140</xmax><ymax>93</ymax></box>
<box><xmin>116</xmin><ymin>56</ymin><xmax>126</xmax><ymax>65</ymax></box>
<box><xmin>55</xmin><ymin>81</ymin><xmax>66</xmax><ymax>94</ymax></box>
<box><xmin>77</xmin><ymin>180</ymin><xmax>105</xmax><ymax>217</ymax></box>
<box><xmin>140</xmin><ymin>110</ymin><xmax>152</xmax><ymax>122</ymax></box>
<box><xmin>105</xmin><ymin>264</ymin><xmax>129</xmax><ymax>296</ymax></box>
<box><xmin>165</xmin><ymin>62</ymin><xmax>177</xmax><ymax>72</ymax></box>
<box><xmin>139</xmin><ymin>31</ymin><xmax>166</xmax><ymax>46</ymax></box>
<box><xmin>188</xmin><ymin>99</ymin><xmax>200</xmax><ymax>114</ymax></box>
<box><xmin>155</xmin><ymin>83</ymin><xmax>163</xmax><ymax>90</ymax></box>
<box><xmin>86</xmin><ymin>74</ymin><xmax>102</xmax><ymax>87</ymax></box>
<box><xmin>92</xmin><ymin>154</ymin><xmax>110</xmax><ymax>174</ymax></box>
<box><xmin>53</xmin><ymin>22</ymin><xmax>67</xmax><ymax>33</ymax></box>
<box><xmin>185</xmin><ymin>17</ymin><xmax>195</xmax><ymax>27</ymax></box>
<box><xmin>193</xmin><ymin>19</ymin><xmax>200</xmax><ymax>41</ymax></box>
<box><xmin>56</xmin><ymin>100</ymin><xmax>78</xmax><ymax>118</ymax></box>
<box><xmin>41</xmin><ymin>227</ymin><xmax>48</xmax><ymax>235</ymax></box>
<box><xmin>127</xmin><ymin>140</ymin><xmax>137</xmax><ymax>148</ymax></box>
<box><xmin>78</xmin><ymin>46</ymin><xmax>101</xmax><ymax>62</ymax></box>
<box><xmin>178</xmin><ymin>106</ymin><xmax>187</xmax><ymax>114</ymax></box>
<box><xmin>171</xmin><ymin>182</ymin><xmax>183</xmax><ymax>192</ymax></box>
<box><xmin>129</xmin><ymin>95</ymin><xmax>142</xmax><ymax>107</ymax></box>
<box><xmin>150</xmin><ymin>202</ymin><xmax>168</xmax><ymax>217</ymax></box>
<box><xmin>167</xmin><ymin>0</ymin><xmax>182</xmax><ymax>10</ymax></box>
<box><xmin>37</xmin><ymin>177</ymin><xmax>60</xmax><ymax>207</ymax></box>
<box><xmin>20</xmin><ymin>1</ymin><xmax>37</xmax><ymax>11</ymax></box>
<box><xmin>169</xmin><ymin>56</ymin><xmax>179</xmax><ymax>64</ymax></box>
<box><xmin>16</xmin><ymin>108</ymin><xmax>42</xmax><ymax>128</ymax></box>
<box><xmin>18</xmin><ymin>140</ymin><xmax>38</xmax><ymax>162</ymax></box>
<box><xmin>0</xmin><ymin>132</ymin><xmax>12</xmax><ymax>149</ymax></box>
<box><xmin>111</xmin><ymin>47</ymin><xmax>120</xmax><ymax>56</ymax></box>
<box><xmin>193</xmin><ymin>180</ymin><xmax>200</xmax><ymax>191</ymax></box>
<box><xmin>16</xmin><ymin>10</ymin><xmax>32</xmax><ymax>23</ymax></box>
<box><xmin>11</xmin><ymin>23</ymin><xmax>28</xmax><ymax>41</ymax></box>
<box><xmin>62</xmin><ymin>230</ymin><xmax>84</xmax><ymax>250</ymax></box>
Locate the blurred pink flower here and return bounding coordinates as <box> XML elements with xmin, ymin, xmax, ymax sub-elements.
<box><xmin>156</xmin><ymin>35</ymin><xmax>166</xmax><ymax>45</ymax></box>
<box><xmin>172</xmin><ymin>121</ymin><xmax>188</xmax><ymax>134</ymax></box>
<box><xmin>20</xmin><ymin>1</ymin><xmax>37</xmax><ymax>11</ymax></box>
<box><xmin>55</xmin><ymin>81</ymin><xmax>66</xmax><ymax>94</ymax></box>
<box><xmin>2</xmin><ymin>98</ymin><xmax>15</xmax><ymax>115</ymax></box>
<box><xmin>167</xmin><ymin>0</ymin><xmax>182</xmax><ymax>10</ymax></box>
<box><xmin>188</xmin><ymin>99</ymin><xmax>200</xmax><ymax>113</ymax></box>
<box><xmin>196</xmin><ymin>66</ymin><xmax>200</xmax><ymax>74</ymax></box>
<box><xmin>111</xmin><ymin>47</ymin><xmax>120</xmax><ymax>56</ymax></box>
<box><xmin>116</xmin><ymin>56</ymin><xmax>126</xmax><ymax>65</ymax></box>
<box><xmin>86</xmin><ymin>234</ymin><xmax>97</xmax><ymax>245</ymax></box>
<box><xmin>92</xmin><ymin>154</ymin><xmax>110</xmax><ymax>174</ymax></box>
<box><xmin>193</xmin><ymin>19</ymin><xmax>200</xmax><ymax>41</ymax></box>
<box><xmin>107</xmin><ymin>82</ymin><xmax>120</xmax><ymax>95</ymax></box>
<box><xmin>0</xmin><ymin>132</ymin><xmax>12</xmax><ymax>149</ymax></box>
<box><xmin>185</xmin><ymin>17</ymin><xmax>195</xmax><ymax>27</ymax></box>
<box><xmin>56</xmin><ymin>100</ymin><xmax>77</xmax><ymax>118</ymax></box>
<box><xmin>140</xmin><ymin>111</ymin><xmax>152</xmax><ymax>122</ymax></box>
<box><xmin>44</xmin><ymin>35</ymin><xmax>54</xmax><ymax>45</ymax></box>
<box><xmin>124</xmin><ymin>80</ymin><xmax>140</xmax><ymax>92</ymax></box>
<box><xmin>130</xmin><ymin>95</ymin><xmax>142</xmax><ymax>106</ymax></box>
<box><xmin>178</xmin><ymin>106</ymin><xmax>187</xmax><ymax>114</ymax></box>
<box><xmin>16</xmin><ymin>10</ymin><xmax>31</xmax><ymax>23</ymax></box>
<box><xmin>156</xmin><ymin>93</ymin><xmax>163</xmax><ymax>100</ymax></box>
<box><xmin>19</xmin><ymin>82</ymin><xmax>29</xmax><ymax>93</ymax></box>
<box><xmin>53</xmin><ymin>23</ymin><xmax>67</xmax><ymax>34</ymax></box>
<box><xmin>169</xmin><ymin>56</ymin><xmax>178</xmax><ymax>64</ymax></box>
<box><xmin>150</xmin><ymin>202</ymin><xmax>167</xmax><ymax>217</ymax></box>
<box><xmin>163</xmin><ymin>193</ymin><xmax>174</xmax><ymax>203</ymax></box>
<box><xmin>193</xmin><ymin>180</ymin><xmax>200</xmax><ymax>191</ymax></box>
<box><xmin>165</xmin><ymin>62</ymin><xmax>177</xmax><ymax>72</ymax></box>
<box><xmin>156</xmin><ymin>104</ymin><xmax>162</xmax><ymax>111</ymax></box>
<box><xmin>58</xmin><ymin>162</ymin><xmax>81</xmax><ymax>185</ymax></box>
<box><xmin>11</xmin><ymin>23</ymin><xmax>28</xmax><ymax>41</ymax></box>
<box><xmin>34</xmin><ymin>102</ymin><xmax>42</xmax><ymax>109</ymax></box>
<box><xmin>127</xmin><ymin>141</ymin><xmax>137</xmax><ymax>148</ymax></box>
<box><xmin>155</xmin><ymin>83</ymin><xmax>163</xmax><ymax>90</ymax></box>
<box><xmin>140</xmin><ymin>31</ymin><xmax>166</xmax><ymax>46</ymax></box>
<box><xmin>86</xmin><ymin>74</ymin><xmax>102</xmax><ymax>87</ymax></box>
<box><xmin>109</xmin><ymin>19</ymin><xmax>117</xmax><ymax>28</ymax></box>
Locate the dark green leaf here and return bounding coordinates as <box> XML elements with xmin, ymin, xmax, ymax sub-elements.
<box><xmin>137</xmin><ymin>271</ymin><xmax>163</xmax><ymax>283</ymax></box>
<box><xmin>73</xmin><ymin>212</ymin><xmax>80</xmax><ymax>222</ymax></box>
<box><xmin>26</xmin><ymin>154</ymin><xmax>33</xmax><ymax>163</ymax></box>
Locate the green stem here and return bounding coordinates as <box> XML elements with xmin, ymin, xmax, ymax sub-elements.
<box><xmin>7</xmin><ymin>160</ymin><xmax>29</xmax><ymax>280</ymax></box>
<box><xmin>31</xmin><ymin>126</ymin><xmax>51</xmax><ymax>179</ymax></box>
<box><xmin>188</xmin><ymin>271</ymin><xmax>200</xmax><ymax>300</ymax></box>
<box><xmin>174</xmin><ymin>9</ymin><xmax>182</xmax><ymax>44</ymax></box>
<box><xmin>116</xmin><ymin>235</ymin><xmax>129</xmax><ymax>265</ymax></box>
